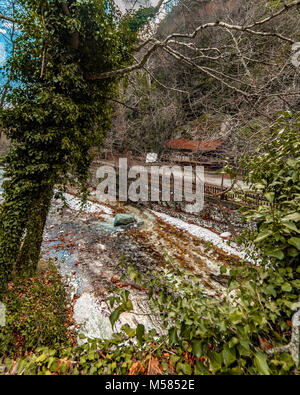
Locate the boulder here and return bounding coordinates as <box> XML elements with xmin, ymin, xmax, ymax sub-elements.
<box><xmin>220</xmin><ymin>232</ymin><xmax>232</xmax><ymax>239</ymax></box>
<box><xmin>114</xmin><ymin>214</ymin><xmax>136</xmax><ymax>227</ymax></box>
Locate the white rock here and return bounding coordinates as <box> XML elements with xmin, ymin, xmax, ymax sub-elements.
<box><xmin>146</xmin><ymin>153</ymin><xmax>158</xmax><ymax>163</ymax></box>
<box><xmin>73</xmin><ymin>293</ymin><xmax>113</xmax><ymax>342</ymax></box>
<box><xmin>220</xmin><ymin>232</ymin><xmax>232</xmax><ymax>239</ymax></box>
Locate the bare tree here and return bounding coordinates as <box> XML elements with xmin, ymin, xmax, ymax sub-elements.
<box><xmin>105</xmin><ymin>0</ymin><xmax>300</xmax><ymax>160</ymax></box>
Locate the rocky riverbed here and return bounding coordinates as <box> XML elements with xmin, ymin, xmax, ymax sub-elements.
<box><xmin>0</xmin><ymin>169</ymin><xmax>248</xmax><ymax>342</ymax></box>
<box><xmin>40</xmin><ymin>191</ymin><xmax>246</xmax><ymax>341</ymax></box>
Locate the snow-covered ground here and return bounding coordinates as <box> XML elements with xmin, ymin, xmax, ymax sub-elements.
<box><xmin>59</xmin><ymin>192</ymin><xmax>113</xmax><ymax>215</ymax></box>
<box><xmin>152</xmin><ymin>210</ymin><xmax>246</xmax><ymax>259</ymax></box>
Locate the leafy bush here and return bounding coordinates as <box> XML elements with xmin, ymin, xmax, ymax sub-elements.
<box><xmin>2</xmin><ymin>258</ymin><xmax>298</xmax><ymax>375</ymax></box>
<box><xmin>0</xmin><ymin>263</ymin><xmax>70</xmax><ymax>358</ymax></box>
<box><xmin>241</xmin><ymin>112</ymin><xmax>300</xmax><ymax>271</ymax></box>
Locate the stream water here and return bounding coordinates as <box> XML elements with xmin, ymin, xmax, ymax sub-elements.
<box><xmin>0</xmin><ymin>169</ymin><xmax>244</xmax><ymax>341</ymax></box>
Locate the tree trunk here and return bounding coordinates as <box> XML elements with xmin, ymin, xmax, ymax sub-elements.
<box><xmin>0</xmin><ymin>199</ymin><xmax>27</xmax><ymax>293</ymax></box>
<box><xmin>16</xmin><ymin>185</ymin><xmax>54</xmax><ymax>277</ymax></box>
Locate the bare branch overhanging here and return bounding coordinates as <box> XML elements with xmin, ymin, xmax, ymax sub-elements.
<box><xmin>0</xmin><ymin>13</ymin><xmax>15</xmax><ymax>23</ymax></box>
<box><xmin>88</xmin><ymin>0</ymin><xmax>300</xmax><ymax>81</ymax></box>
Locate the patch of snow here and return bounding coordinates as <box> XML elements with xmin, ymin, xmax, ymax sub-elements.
<box><xmin>73</xmin><ymin>292</ymin><xmax>163</xmax><ymax>343</ymax></box>
<box><xmin>152</xmin><ymin>210</ymin><xmax>245</xmax><ymax>259</ymax></box>
<box><xmin>73</xmin><ymin>293</ymin><xmax>113</xmax><ymax>342</ymax></box>
<box><xmin>60</xmin><ymin>193</ymin><xmax>113</xmax><ymax>215</ymax></box>
<box><xmin>220</xmin><ymin>232</ymin><xmax>232</xmax><ymax>239</ymax></box>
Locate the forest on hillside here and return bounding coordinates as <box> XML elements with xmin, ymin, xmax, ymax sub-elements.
<box><xmin>107</xmin><ymin>0</ymin><xmax>300</xmax><ymax>159</ymax></box>
<box><xmin>0</xmin><ymin>0</ymin><xmax>299</xmax><ymax>378</ymax></box>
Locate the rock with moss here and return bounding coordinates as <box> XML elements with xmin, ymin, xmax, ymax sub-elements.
<box><xmin>114</xmin><ymin>214</ymin><xmax>136</xmax><ymax>227</ymax></box>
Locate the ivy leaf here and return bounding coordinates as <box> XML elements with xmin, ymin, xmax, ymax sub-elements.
<box><xmin>282</xmin><ymin>221</ymin><xmax>299</xmax><ymax>233</ymax></box>
<box><xmin>209</xmin><ymin>352</ymin><xmax>222</xmax><ymax>372</ymax></box>
<box><xmin>176</xmin><ymin>362</ymin><xmax>192</xmax><ymax>375</ymax></box>
<box><xmin>220</xmin><ymin>266</ymin><xmax>227</xmax><ymax>274</ymax></box>
<box><xmin>264</xmin><ymin>192</ymin><xmax>275</xmax><ymax>203</ymax></box>
<box><xmin>136</xmin><ymin>324</ymin><xmax>145</xmax><ymax>345</ymax></box>
<box><xmin>122</xmin><ymin>324</ymin><xmax>135</xmax><ymax>337</ymax></box>
<box><xmin>168</xmin><ymin>327</ymin><xmax>179</xmax><ymax>345</ymax></box>
<box><xmin>288</xmin><ymin>247</ymin><xmax>298</xmax><ymax>257</ymax></box>
<box><xmin>266</xmin><ymin>249</ymin><xmax>284</xmax><ymax>260</ymax></box>
<box><xmin>254</xmin><ymin>352</ymin><xmax>270</xmax><ymax>375</ymax></box>
<box><xmin>108</xmin><ymin>296</ymin><xmax>115</xmax><ymax>308</ymax></box>
<box><xmin>254</xmin><ymin>230</ymin><xmax>273</xmax><ymax>243</ymax></box>
<box><xmin>191</xmin><ymin>340</ymin><xmax>202</xmax><ymax>358</ymax></box>
<box><xmin>288</xmin><ymin>237</ymin><xmax>300</xmax><ymax>250</ymax></box>
<box><xmin>282</xmin><ymin>212</ymin><xmax>300</xmax><ymax>222</ymax></box>
<box><xmin>109</xmin><ymin>309</ymin><xmax>121</xmax><ymax>328</ymax></box>
<box><xmin>124</xmin><ymin>300</ymin><xmax>133</xmax><ymax>311</ymax></box>
<box><xmin>222</xmin><ymin>345</ymin><xmax>236</xmax><ymax>367</ymax></box>
<box><xmin>281</xmin><ymin>282</ymin><xmax>292</xmax><ymax>292</ymax></box>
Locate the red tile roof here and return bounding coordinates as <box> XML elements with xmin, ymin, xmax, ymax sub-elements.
<box><xmin>165</xmin><ymin>139</ymin><xmax>223</xmax><ymax>151</ymax></box>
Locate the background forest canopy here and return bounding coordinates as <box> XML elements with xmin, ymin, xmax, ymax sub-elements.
<box><xmin>1</xmin><ymin>0</ymin><xmax>300</xmax><ymax>157</ymax></box>
<box><xmin>106</xmin><ymin>0</ymin><xmax>300</xmax><ymax>159</ymax></box>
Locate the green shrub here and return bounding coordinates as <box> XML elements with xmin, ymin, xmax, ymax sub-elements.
<box><xmin>0</xmin><ymin>262</ymin><xmax>70</xmax><ymax>358</ymax></box>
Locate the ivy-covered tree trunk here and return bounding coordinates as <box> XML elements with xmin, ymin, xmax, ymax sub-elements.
<box><xmin>15</xmin><ymin>183</ymin><xmax>54</xmax><ymax>277</ymax></box>
<box><xmin>0</xmin><ymin>175</ymin><xmax>54</xmax><ymax>291</ymax></box>
<box><xmin>0</xmin><ymin>0</ymin><xmax>139</xmax><ymax>292</ymax></box>
<box><xmin>0</xmin><ymin>197</ymin><xmax>28</xmax><ymax>293</ymax></box>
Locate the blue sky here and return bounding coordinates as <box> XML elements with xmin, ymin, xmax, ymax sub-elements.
<box><xmin>0</xmin><ymin>1</ymin><xmax>15</xmax><ymax>86</ymax></box>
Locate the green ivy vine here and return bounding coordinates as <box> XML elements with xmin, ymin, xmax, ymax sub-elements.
<box><xmin>0</xmin><ymin>0</ymin><xmax>142</xmax><ymax>292</ymax></box>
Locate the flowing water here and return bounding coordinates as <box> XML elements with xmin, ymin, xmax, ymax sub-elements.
<box><xmin>0</xmin><ymin>170</ymin><xmax>243</xmax><ymax>340</ymax></box>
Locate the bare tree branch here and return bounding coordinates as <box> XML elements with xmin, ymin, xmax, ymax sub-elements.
<box><xmin>88</xmin><ymin>0</ymin><xmax>300</xmax><ymax>81</ymax></box>
<box><xmin>87</xmin><ymin>41</ymin><xmax>162</xmax><ymax>80</ymax></box>
<box><xmin>0</xmin><ymin>13</ymin><xmax>15</xmax><ymax>23</ymax></box>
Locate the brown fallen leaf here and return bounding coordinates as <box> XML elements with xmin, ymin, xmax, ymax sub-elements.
<box><xmin>10</xmin><ymin>360</ymin><xmax>18</xmax><ymax>375</ymax></box>
<box><xmin>258</xmin><ymin>334</ymin><xmax>273</xmax><ymax>350</ymax></box>
<box><xmin>129</xmin><ymin>361</ymin><xmax>145</xmax><ymax>375</ymax></box>
<box><xmin>57</xmin><ymin>358</ymin><xmax>70</xmax><ymax>374</ymax></box>
<box><xmin>111</xmin><ymin>276</ymin><xmax>119</xmax><ymax>283</ymax></box>
<box><xmin>147</xmin><ymin>357</ymin><xmax>163</xmax><ymax>375</ymax></box>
